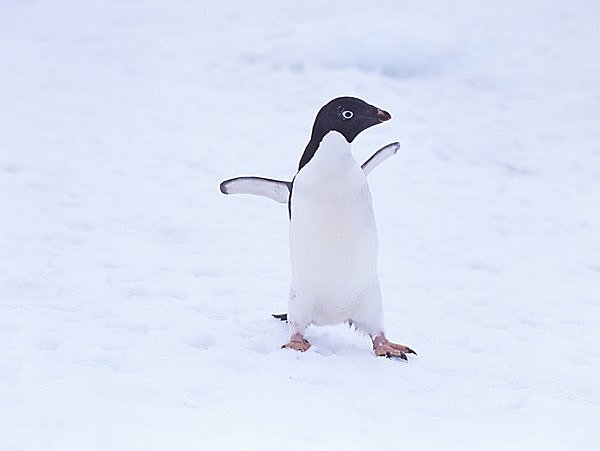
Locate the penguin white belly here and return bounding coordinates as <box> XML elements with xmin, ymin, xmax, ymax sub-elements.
<box><xmin>289</xmin><ymin>132</ymin><xmax>380</xmax><ymax>327</ymax></box>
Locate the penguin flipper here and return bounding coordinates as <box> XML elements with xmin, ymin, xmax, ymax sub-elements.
<box><xmin>361</xmin><ymin>142</ymin><xmax>400</xmax><ymax>176</ymax></box>
<box><xmin>219</xmin><ymin>176</ymin><xmax>291</xmax><ymax>204</ymax></box>
<box><xmin>219</xmin><ymin>142</ymin><xmax>399</xmax><ymax>204</ymax></box>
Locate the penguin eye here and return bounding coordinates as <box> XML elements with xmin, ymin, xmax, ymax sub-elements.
<box><xmin>341</xmin><ymin>110</ymin><xmax>354</xmax><ymax>120</ymax></box>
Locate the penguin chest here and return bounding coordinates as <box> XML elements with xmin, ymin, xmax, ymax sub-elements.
<box><xmin>289</xmin><ymin>134</ymin><xmax>379</xmax><ymax>321</ymax></box>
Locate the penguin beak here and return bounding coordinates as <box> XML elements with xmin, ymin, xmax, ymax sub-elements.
<box><xmin>377</xmin><ymin>109</ymin><xmax>391</xmax><ymax>122</ymax></box>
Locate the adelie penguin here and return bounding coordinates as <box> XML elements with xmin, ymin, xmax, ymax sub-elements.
<box><xmin>220</xmin><ymin>97</ymin><xmax>416</xmax><ymax>360</ymax></box>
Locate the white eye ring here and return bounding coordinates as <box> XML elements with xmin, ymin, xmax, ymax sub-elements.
<box><xmin>341</xmin><ymin>110</ymin><xmax>353</xmax><ymax>120</ymax></box>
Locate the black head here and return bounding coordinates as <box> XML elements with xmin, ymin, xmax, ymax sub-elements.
<box><xmin>298</xmin><ymin>97</ymin><xmax>391</xmax><ymax>171</ymax></box>
<box><xmin>312</xmin><ymin>96</ymin><xmax>391</xmax><ymax>143</ymax></box>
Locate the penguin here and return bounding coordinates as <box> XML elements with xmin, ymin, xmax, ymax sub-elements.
<box><xmin>220</xmin><ymin>97</ymin><xmax>416</xmax><ymax>359</ymax></box>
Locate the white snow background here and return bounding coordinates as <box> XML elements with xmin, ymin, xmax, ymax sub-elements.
<box><xmin>1</xmin><ymin>0</ymin><xmax>600</xmax><ymax>450</ymax></box>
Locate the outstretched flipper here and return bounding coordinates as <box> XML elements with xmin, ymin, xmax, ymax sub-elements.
<box><xmin>219</xmin><ymin>142</ymin><xmax>400</xmax><ymax>203</ymax></box>
<box><xmin>219</xmin><ymin>176</ymin><xmax>291</xmax><ymax>204</ymax></box>
<box><xmin>361</xmin><ymin>142</ymin><xmax>400</xmax><ymax>175</ymax></box>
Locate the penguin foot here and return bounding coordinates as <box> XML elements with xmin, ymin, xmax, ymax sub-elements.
<box><xmin>281</xmin><ymin>334</ymin><xmax>311</xmax><ymax>352</ymax></box>
<box><xmin>371</xmin><ymin>334</ymin><xmax>416</xmax><ymax>360</ymax></box>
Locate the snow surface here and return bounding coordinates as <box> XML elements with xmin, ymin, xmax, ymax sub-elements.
<box><xmin>2</xmin><ymin>0</ymin><xmax>600</xmax><ymax>450</ymax></box>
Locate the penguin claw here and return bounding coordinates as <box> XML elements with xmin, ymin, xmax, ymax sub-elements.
<box><xmin>374</xmin><ymin>344</ymin><xmax>409</xmax><ymax>360</ymax></box>
<box><xmin>386</xmin><ymin>352</ymin><xmax>408</xmax><ymax>361</ymax></box>
<box><xmin>372</xmin><ymin>334</ymin><xmax>416</xmax><ymax>360</ymax></box>
<box><xmin>388</xmin><ymin>342</ymin><xmax>417</xmax><ymax>355</ymax></box>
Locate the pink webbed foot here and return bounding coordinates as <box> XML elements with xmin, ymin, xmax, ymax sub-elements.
<box><xmin>281</xmin><ymin>333</ymin><xmax>311</xmax><ymax>352</ymax></box>
<box><xmin>371</xmin><ymin>334</ymin><xmax>417</xmax><ymax>361</ymax></box>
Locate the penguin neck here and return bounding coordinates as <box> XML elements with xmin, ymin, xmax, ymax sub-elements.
<box><xmin>298</xmin><ymin>131</ymin><xmax>355</xmax><ymax>176</ymax></box>
<box><xmin>298</xmin><ymin>130</ymin><xmax>351</xmax><ymax>172</ymax></box>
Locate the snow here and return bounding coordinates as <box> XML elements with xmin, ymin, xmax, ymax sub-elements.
<box><xmin>1</xmin><ymin>0</ymin><xmax>599</xmax><ymax>449</ymax></box>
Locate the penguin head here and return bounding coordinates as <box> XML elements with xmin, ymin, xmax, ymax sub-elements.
<box><xmin>312</xmin><ymin>96</ymin><xmax>391</xmax><ymax>144</ymax></box>
<box><xmin>298</xmin><ymin>96</ymin><xmax>391</xmax><ymax>171</ymax></box>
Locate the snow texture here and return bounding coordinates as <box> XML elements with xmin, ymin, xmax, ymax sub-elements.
<box><xmin>1</xmin><ymin>0</ymin><xmax>599</xmax><ymax>450</ymax></box>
